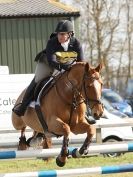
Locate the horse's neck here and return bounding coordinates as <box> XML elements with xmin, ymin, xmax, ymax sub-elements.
<box><xmin>56</xmin><ymin>65</ymin><xmax>85</xmax><ymax>99</ymax></box>
<box><xmin>57</xmin><ymin>73</ymin><xmax>73</xmax><ymax>99</ymax></box>
<box><xmin>68</xmin><ymin>64</ymin><xmax>85</xmax><ymax>87</ymax></box>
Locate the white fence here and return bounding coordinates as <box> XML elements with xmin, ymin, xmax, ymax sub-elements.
<box><xmin>0</xmin><ymin>120</ymin><xmax>133</xmax><ymax>150</ymax></box>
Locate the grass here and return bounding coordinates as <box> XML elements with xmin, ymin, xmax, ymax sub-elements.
<box><xmin>0</xmin><ymin>153</ymin><xmax>133</xmax><ymax>176</ymax></box>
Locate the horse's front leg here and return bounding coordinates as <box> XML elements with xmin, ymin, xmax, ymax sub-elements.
<box><xmin>79</xmin><ymin>135</ymin><xmax>92</xmax><ymax>155</ymax></box>
<box><xmin>71</xmin><ymin>122</ymin><xmax>95</xmax><ymax>158</ymax></box>
<box><xmin>48</xmin><ymin>118</ymin><xmax>70</xmax><ymax>167</ymax></box>
<box><xmin>56</xmin><ymin>135</ymin><xmax>69</xmax><ymax>167</ymax></box>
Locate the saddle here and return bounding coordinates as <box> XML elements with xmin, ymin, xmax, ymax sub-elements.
<box><xmin>34</xmin><ymin>76</ymin><xmax>55</xmax><ymax>102</ymax></box>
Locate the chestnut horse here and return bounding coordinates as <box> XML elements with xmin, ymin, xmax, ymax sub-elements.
<box><xmin>12</xmin><ymin>62</ymin><xmax>104</xmax><ymax>167</ymax></box>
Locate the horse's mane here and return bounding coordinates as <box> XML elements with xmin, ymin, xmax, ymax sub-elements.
<box><xmin>73</xmin><ymin>61</ymin><xmax>86</xmax><ymax>68</ymax></box>
<box><xmin>72</xmin><ymin>62</ymin><xmax>95</xmax><ymax>70</ymax></box>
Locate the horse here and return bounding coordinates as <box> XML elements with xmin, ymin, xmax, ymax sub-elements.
<box><xmin>12</xmin><ymin>62</ymin><xmax>104</xmax><ymax>167</ymax></box>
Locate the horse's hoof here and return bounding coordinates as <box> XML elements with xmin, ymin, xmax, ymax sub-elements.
<box><xmin>72</xmin><ymin>148</ymin><xmax>82</xmax><ymax>158</ymax></box>
<box><xmin>84</xmin><ymin>149</ymin><xmax>89</xmax><ymax>155</ymax></box>
<box><xmin>56</xmin><ymin>157</ymin><xmax>66</xmax><ymax>167</ymax></box>
<box><xmin>18</xmin><ymin>136</ymin><xmax>28</xmax><ymax>150</ymax></box>
<box><xmin>72</xmin><ymin>148</ymin><xmax>78</xmax><ymax>158</ymax></box>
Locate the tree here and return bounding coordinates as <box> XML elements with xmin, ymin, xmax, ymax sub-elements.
<box><xmin>66</xmin><ymin>0</ymin><xmax>132</xmax><ymax>93</ymax></box>
<box><xmin>125</xmin><ymin>0</ymin><xmax>133</xmax><ymax>85</ymax></box>
<box><xmin>60</xmin><ymin>0</ymin><xmax>133</xmax><ymax>95</ymax></box>
<box><xmin>73</xmin><ymin>0</ymin><xmax>122</xmax><ymax>87</ymax></box>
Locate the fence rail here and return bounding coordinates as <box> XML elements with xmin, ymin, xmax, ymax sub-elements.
<box><xmin>0</xmin><ymin>142</ymin><xmax>133</xmax><ymax>160</ymax></box>
<box><xmin>1</xmin><ymin>164</ymin><xmax>133</xmax><ymax>177</ymax></box>
<box><xmin>0</xmin><ymin>119</ymin><xmax>133</xmax><ymax>149</ymax></box>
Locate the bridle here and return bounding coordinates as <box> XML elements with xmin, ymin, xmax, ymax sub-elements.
<box><xmin>64</xmin><ymin>69</ymin><xmax>103</xmax><ymax>110</ymax></box>
<box><xmin>55</xmin><ymin>66</ymin><xmax>103</xmax><ymax>125</ymax></box>
<box><xmin>83</xmin><ymin>71</ymin><xmax>103</xmax><ymax>110</ymax></box>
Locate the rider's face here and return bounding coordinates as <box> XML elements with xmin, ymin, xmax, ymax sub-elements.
<box><xmin>57</xmin><ymin>32</ymin><xmax>69</xmax><ymax>43</ymax></box>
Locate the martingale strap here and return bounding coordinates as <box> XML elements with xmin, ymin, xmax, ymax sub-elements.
<box><xmin>55</xmin><ymin>51</ymin><xmax>77</xmax><ymax>63</ymax></box>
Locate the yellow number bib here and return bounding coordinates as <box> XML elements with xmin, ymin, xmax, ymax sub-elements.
<box><xmin>55</xmin><ymin>51</ymin><xmax>77</xmax><ymax>63</ymax></box>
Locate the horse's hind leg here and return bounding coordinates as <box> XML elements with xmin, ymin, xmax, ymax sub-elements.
<box><xmin>18</xmin><ymin>127</ymin><xmax>29</xmax><ymax>150</ymax></box>
<box><xmin>12</xmin><ymin>113</ymin><xmax>28</xmax><ymax>150</ymax></box>
<box><xmin>71</xmin><ymin>122</ymin><xmax>95</xmax><ymax>157</ymax></box>
<box><xmin>42</xmin><ymin>136</ymin><xmax>52</xmax><ymax>149</ymax></box>
<box><xmin>12</xmin><ymin>112</ymin><xmax>26</xmax><ymax>130</ymax></box>
<box><xmin>40</xmin><ymin>135</ymin><xmax>52</xmax><ymax>162</ymax></box>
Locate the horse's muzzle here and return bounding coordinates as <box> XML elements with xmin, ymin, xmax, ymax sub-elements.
<box><xmin>92</xmin><ymin>105</ymin><xmax>104</xmax><ymax>119</ymax></box>
<box><xmin>93</xmin><ymin>112</ymin><xmax>103</xmax><ymax>119</ymax></box>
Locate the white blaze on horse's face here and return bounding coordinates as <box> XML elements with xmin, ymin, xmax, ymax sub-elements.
<box><xmin>93</xmin><ymin>79</ymin><xmax>102</xmax><ymax>100</ymax></box>
<box><xmin>90</xmin><ymin>78</ymin><xmax>103</xmax><ymax>119</ymax></box>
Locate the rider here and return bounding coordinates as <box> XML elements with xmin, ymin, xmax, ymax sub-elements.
<box><xmin>12</xmin><ymin>20</ymin><xmax>96</xmax><ymax>124</ymax></box>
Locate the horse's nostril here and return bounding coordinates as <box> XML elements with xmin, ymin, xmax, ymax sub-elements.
<box><xmin>93</xmin><ymin>113</ymin><xmax>101</xmax><ymax>119</ymax></box>
<box><xmin>100</xmin><ymin>113</ymin><xmax>103</xmax><ymax>117</ymax></box>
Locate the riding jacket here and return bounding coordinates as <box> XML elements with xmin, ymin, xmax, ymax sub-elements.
<box><xmin>45</xmin><ymin>36</ymin><xmax>84</xmax><ymax>71</ymax></box>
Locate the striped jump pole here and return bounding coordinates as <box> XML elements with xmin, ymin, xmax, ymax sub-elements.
<box><xmin>0</xmin><ymin>148</ymin><xmax>74</xmax><ymax>160</ymax></box>
<box><xmin>1</xmin><ymin>142</ymin><xmax>133</xmax><ymax>159</ymax></box>
<box><xmin>72</xmin><ymin>141</ymin><xmax>133</xmax><ymax>158</ymax></box>
<box><xmin>0</xmin><ymin>164</ymin><xmax>133</xmax><ymax>177</ymax></box>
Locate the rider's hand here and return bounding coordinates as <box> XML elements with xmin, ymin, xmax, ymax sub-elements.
<box><xmin>60</xmin><ymin>63</ymin><xmax>71</xmax><ymax>71</ymax></box>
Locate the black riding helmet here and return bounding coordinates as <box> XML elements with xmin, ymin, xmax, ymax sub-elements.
<box><xmin>55</xmin><ymin>20</ymin><xmax>73</xmax><ymax>33</ymax></box>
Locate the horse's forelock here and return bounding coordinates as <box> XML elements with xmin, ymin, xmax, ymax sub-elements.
<box><xmin>84</xmin><ymin>62</ymin><xmax>96</xmax><ymax>75</ymax></box>
<box><xmin>84</xmin><ymin>62</ymin><xmax>103</xmax><ymax>76</ymax></box>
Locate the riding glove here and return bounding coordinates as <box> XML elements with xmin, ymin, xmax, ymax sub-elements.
<box><xmin>50</xmin><ymin>61</ymin><xmax>71</xmax><ymax>71</ymax></box>
<box><xmin>60</xmin><ymin>63</ymin><xmax>71</xmax><ymax>71</ymax></box>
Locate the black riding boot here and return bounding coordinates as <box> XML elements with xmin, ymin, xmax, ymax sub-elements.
<box><xmin>85</xmin><ymin>109</ymin><xmax>96</xmax><ymax>124</ymax></box>
<box><xmin>12</xmin><ymin>78</ymin><xmax>36</xmax><ymax>116</ymax></box>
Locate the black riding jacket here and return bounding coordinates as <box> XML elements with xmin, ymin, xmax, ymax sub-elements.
<box><xmin>45</xmin><ymin>36</ymin><xmax>84</xmax><ymax>70</ymax></box>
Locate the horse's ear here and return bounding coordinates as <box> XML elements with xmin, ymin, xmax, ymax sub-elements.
<box><xmin>85</xmin><ymin>62</ymin><xmax>91</xmax><ymax>72</ymax></box>
<box><xmin>95</xmin><ymin>62</ymin><xmax>103</xmax><ymax>72</ymax></box>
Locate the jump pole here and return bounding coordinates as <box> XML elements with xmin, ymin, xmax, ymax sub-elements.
<box><xmin>0</xmin><ymin>142</ymin><xmax>133</xmax><ymax>160</ymax></box>
<box><xmin>0</xmin><ymin>164</ymin><xmax>133</xmax><ymax>177</ymax></box>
